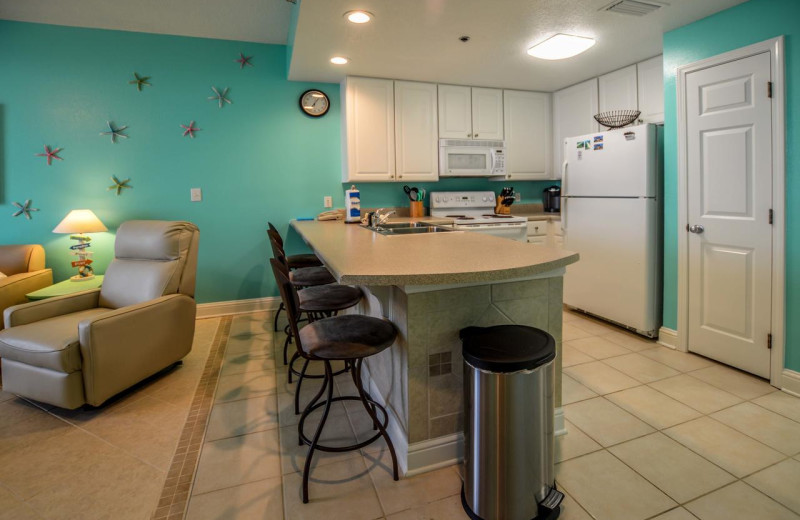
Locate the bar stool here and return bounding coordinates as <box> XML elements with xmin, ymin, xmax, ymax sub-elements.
<box><xmin>270</xmin><ymin>258</ymin><xmax>360</xmax><ymax>414</ymax></box>
<box><xmin>273</xmin><ymin>264</ymin><xmax>400</xmax><ymax>504</ymax></box>
<box><xmin>268</xmin><ymin>230</ymin><xmax>334</xmax><ymax>336</ymax></box>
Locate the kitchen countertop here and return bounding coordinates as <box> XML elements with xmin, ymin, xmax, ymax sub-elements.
<box><xmin>291</xmin><ymin>219</ymin><xmax>578</xmax><ymax>286</ymax></box>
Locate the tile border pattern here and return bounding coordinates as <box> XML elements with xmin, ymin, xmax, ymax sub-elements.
<box><xmin>152</xmin><ymin>316</ymin><xmax>232</xmax><ymax>520</ymax></box>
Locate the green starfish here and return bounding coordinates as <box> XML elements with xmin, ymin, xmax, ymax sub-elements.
<box><xmin>108</xmin><ymin>175</ymin><xmax>132</xmax><ymax>196</ymax></box>
<box><xmin>129</xmin><ymin>72</ymin><xmax>151</xmax><ymax>91</ymax></box>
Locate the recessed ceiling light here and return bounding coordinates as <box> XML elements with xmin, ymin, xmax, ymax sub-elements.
<box><xmin>527</xmin><ymin>34</ymin><xmax>596</xmax><ymax>60</ymax></box>
<box><xmin>345</xmin><ymin>10</ymin><xmax>372</xmax><ymax>24</ymax></box>
<box><xmin>330</xmin><ymin>56</ymin><xmax>349</xmax><ymax>65</ymax></box>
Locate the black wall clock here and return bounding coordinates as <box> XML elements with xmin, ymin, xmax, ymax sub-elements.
<box><xmin>299</xmin><ymin>89</ymin><xmax>330</xmax><ymax>117</ymax></box>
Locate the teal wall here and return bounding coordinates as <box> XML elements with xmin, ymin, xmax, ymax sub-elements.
<box><xmin>0</xmin><ymin>21</ymin><xmax>556</xmax><ymax>303</ymax></box>
<box><xmin>662</xmin><ymin>0</ymin><xmax>799</xmax><ymax>369</ymax></box>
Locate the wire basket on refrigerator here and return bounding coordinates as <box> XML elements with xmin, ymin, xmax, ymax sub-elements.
<box><xmin>593</xmin><ymin>110</ymin><xmax>641</xmax><ymax>129</ymax></box>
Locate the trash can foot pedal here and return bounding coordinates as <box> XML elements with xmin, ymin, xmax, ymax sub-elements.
<box><xmin>461</xmin><ymin>484</ymin><xmax>562</xmax><ymax>520</ymax></box>
<box><xmin>541</xmin><ymin>488</ymin><xmax>564</xmax><ymax>510</ymax></box>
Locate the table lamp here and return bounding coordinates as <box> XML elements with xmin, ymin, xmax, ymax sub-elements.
<box><xmin>53</xmin><ymin>209</ymin><xmax>108</xmax><ymax>281</ymax></box>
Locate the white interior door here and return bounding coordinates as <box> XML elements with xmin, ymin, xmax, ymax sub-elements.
<box><xmin>685</xmin><ymin>52</ymin><xmax>773</xmax><ymax>378</ymax></box>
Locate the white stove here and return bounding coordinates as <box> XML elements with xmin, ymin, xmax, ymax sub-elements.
<box><xmin>429</xmin><ymin>191</ymin><xmax>528</xmax><ymax>242</ymax></box>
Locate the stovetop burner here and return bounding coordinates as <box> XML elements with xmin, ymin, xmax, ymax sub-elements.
<box><xmin>447</xmin><ymin>215</ymin><xmax>474</xmax><ymax>220</ymax></box>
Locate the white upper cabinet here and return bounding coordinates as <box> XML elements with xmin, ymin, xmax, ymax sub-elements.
<box><xmin>471</xmin><ymin>87</ymin><xmax>504</xmax><ymax>140</ymax></box>
<box><xmin>553</xmin><ymin>78</ymin><xmax>599</xmax><ymax>179</ymax></box>
<box><xmin>394</xmin><ymin>81</ymin><xmax>439</xmax><ymax>182</ymax></box>
<box><xmin>438</xmin><ymin>85</ymin><xmax>472</xmax><ymax>138</ymax></box>
<box><xmin>342</xmin><ymin>77</ymin><xmax>396</xmax><ymax>182</ymax></box>
<box><xmin>501</xmin><ymin>90</ymin><xmax>551</xmax><ymax>180</ymax></box>
<box><xmin>438</xmin><ymin>85</ymin><xmax>504</xmax><ymax>139</ymax></box>
<box><xmin>598</xmin><ymin>65</ymin><xmax>639</xmax><ymax>113</ymax></box>
<box><xmin>637</xmin><ymin>55</ymin><xmax>664</xmax><ymax>123</ymax></box>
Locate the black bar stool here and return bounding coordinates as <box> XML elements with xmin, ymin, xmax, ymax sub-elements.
<box><xmin>270</xmin><ymin>259</ymin><xmax>360</xmax><ymax>414</ymax></box>
<box><xmin>267</xmin><ymin>223</ymin><xmax>326</xmax><ymax>332</ymax></box>
<box><xmin>273</xmin><ymin>264</ymin><xmax>400</xmax><ymax>504</ymax></box>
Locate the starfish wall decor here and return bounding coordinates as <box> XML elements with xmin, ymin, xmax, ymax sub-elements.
<box><xmin>108</xmin><ymin>175</ymin><xmax>133</xmax><ymax>195</ymax></box>
<box><xmin>129</xmin><ymin>72</ymin><xmax>152</xmax><ymax>91</ymax></box>
<box><xmin>12</xmin><ymin>200</ymin><xmax>39</xmax><ymax>220</ymax></box>
<box><xmin>101</xmin><ymin>121</ymin><xmax>129</xmax><ymax>143</ymax></box>
<box><xmin>235</xmin><ymin>53</ymin><xmax>253</xmax><ymax>69</ymax></box>
<box><xmin>36</xmin><ymin>145</ymin><xmax>63</xmax><ymax>165</ymax></box>
<box><xmin>208</xmin><ymin>87</ymin><xmax>232</xmax><ymax>108</ymax></box>
<box><xmin>181</xmin><ymin>121</ymin><xmax>200</xmax><ymax>138</ymax></box>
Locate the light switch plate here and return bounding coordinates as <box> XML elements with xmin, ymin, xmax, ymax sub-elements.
<box><xmin>324</xmin><ymin>196</ymin><xmax>332</xmax><ymax>208</ymax></box>
<box><xmin>190</xmin><ymin>188</ymin><xmax>202</xmax><ymax>202</ymax></box>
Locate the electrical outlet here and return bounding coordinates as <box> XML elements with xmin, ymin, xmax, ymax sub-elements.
<box><xmin>190</xmin><ymin>188</ymin><xmax>202</xmax><ymax>202</ymax></box>
<box><xmin>323</xmin><ymin>196</ymin><xmax>333</xmax><ymax>208</ymax></box>
<box><xmin>515</xmin><ymin>192</ymin><xmax>521</xmax><ymax>202</ymax></box>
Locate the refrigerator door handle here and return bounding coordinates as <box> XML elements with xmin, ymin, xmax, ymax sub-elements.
<box><xmin>562</xmin><ymin>160</ymin><xmax>568</xmax><ymax>194</ymax></box>
<box><xmin>561</xmin><ymin>197</ymin><xmax>567</xmax><ymax>232</ymax></box>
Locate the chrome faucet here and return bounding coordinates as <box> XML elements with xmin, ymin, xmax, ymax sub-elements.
<box><xmin>371</xmin><ymin>208</ymin><xmax>396</xmax><ymax>227</ymax></box>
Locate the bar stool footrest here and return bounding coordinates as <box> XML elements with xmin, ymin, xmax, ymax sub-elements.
<box><xmin>298</xmin><ymin>395</ymin><xmax>389</xmax><ymax>452</ymax></box>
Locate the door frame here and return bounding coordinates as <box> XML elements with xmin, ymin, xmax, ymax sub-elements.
<box><xmin>676</xmin><ymin>36</ymin><xmax>786</xmax><ymax>387</ymax></box>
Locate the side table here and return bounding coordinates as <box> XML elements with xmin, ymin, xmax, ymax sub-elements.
<box><xmin>26</xmin><ymin>275</ymin><xmax>104</xmax><ymax>301</ymax></box>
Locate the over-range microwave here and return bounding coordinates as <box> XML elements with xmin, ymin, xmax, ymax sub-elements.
<box><xmin>439</xmin><ymin>139</ymin><xmax>506</xmax><ymax>177</ymax></box>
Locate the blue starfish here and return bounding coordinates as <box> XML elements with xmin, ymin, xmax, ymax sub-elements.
<box><xmin>101</xmin><ymin>121</ymin><xmax>128</xmax><ymax>143</ymax></box>
<box><xmin>108</xmin><ymin>175</ymin><xmax>132</xmax><ymax>196</ymax></box>
<box><xmin>129</xmin><ymin>72</ymin><xmax>151</xmax><ymax>91</ymax></box>
<box><xmin>12</xmin><ymin>200</ymin><xmax>39</xmax><ymax>220</ymax></box>
<box><xmin>208</xmin><ymin>87</ymin><xmax>232</xmax><ymax>108</ymax></box>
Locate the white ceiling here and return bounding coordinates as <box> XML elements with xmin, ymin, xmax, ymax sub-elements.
<box><xmin>288</xmin><ymin>0</ymin><xmax>749</xmax><ymax>91</ymax></box>
<box><xmin>0</xmin><ymin>0</ymin><xmax>293</xmax><ymax>44</ymax></box>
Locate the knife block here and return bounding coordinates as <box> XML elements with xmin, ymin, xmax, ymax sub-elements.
<box><xmin>495</xmin><ymin>196</ymin><xmax>511</xmax><ymax>215</ymax></box>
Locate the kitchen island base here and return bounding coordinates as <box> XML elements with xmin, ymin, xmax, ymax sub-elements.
<box><xmin>350</xmin><ymin>271</ymin><xmax>565</xmax><ymax>476</ymax></box>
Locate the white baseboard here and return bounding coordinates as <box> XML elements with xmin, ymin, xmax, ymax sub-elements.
<box><xmin>781</xmin><ymin>369</ymin><xmax>800</xmax><ymax>397</ymax></box>
<box><xmin>658</xmin><ymin>327</ymin><xmax>678</xmax><ymax>349</ymax></box>
<box><xmin>196</xmin><ymin>296</ymin><xmax>281</xmax><ymax>318</ymax></box>
<box><xmin>555</xmin><ymin>407</ymin><xmax>566</xmax><ymax>436</ymax></box>
<box><xmin>406</xmin><ymin>433</ymin><xmax>464</xmax><ymax>478</ymax></box>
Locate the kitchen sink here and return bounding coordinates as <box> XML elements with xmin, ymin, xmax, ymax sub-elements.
<box><xmin>363</xmin><ymin>222</ymin><xmax>454</xmax><ymax>235</ymax></box>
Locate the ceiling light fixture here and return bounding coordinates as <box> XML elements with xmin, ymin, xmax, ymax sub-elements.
<box><xmin>345</xmin><ymin>10</ymin><xmax>373</xmax><ymax>23</ymax></box>
<box><xmin>527</xmin><ymin>33</ymin><xmax>596</xmax><ymax>60</ymax></box>
<box><xmin>330</xmin><ymin>56</ymin><xmax>349</xmax><ymax>65</ymax></box>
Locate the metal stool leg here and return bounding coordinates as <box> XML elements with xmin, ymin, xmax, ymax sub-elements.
<box><xmin>302</xmin><ymin>360</ymin><xmax>334</xmax><ymax>503</ymax></box>
<box><xmin>354</xmin><ymin>359</ymin><xmax>398</xmax><ymax>480</ymax></box>
<box><xmin>350</xmin><ymin>360</ymin><xmax>378</xmax><ymax>430</ymax></box>
<box><xmin>274</xmin><ymin>302</ymin><xmax>283</xmax><ymax>332</ymax></box>
<box><xmin>294</xmin><ymin>357</ymin><xmax>312</xmax><ymax>415</ymax></box>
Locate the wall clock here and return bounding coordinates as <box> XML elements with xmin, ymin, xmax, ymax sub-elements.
<box><xmin>299</xmin><ymin>89</ymin><xmax>330</xmax><ymax>117</ymax></box>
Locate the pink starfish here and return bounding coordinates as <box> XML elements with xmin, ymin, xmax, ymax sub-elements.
<box><xmin>235</xmin><ymin>53</ymin><xmax>253</xmax><ymax>69</ymax></box>
<box><xmin>36</xmin><ymin>145</ymin><xmax>63</xmax><ymax>165</ymax></box>
<box><xmin>181</xmin><ymin>121</ymin><xmax>200</xmax><ymax>138</ymax></box>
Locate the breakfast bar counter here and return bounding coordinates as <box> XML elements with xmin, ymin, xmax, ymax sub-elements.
<box><xmin>291</xmin><ymin>219</ymin><xmax>578</xmax><ymax>476</ymax></box>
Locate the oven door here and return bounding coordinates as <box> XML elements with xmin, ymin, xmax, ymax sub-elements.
<box><xmin>454</xmin><ymin>223</ymin><xmax>528</xmax><ymax>242</ymax></box>
<box><xmin>439</xmin><ymin>146</ymin><xmax>494</xmax><ymax>176</ymax></box>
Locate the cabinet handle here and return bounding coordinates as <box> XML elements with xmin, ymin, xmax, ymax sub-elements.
<box><xmin>398</xmin><ymin>175</ymin><xmax>403</xmax><ymax>179</ymax></box>
<box><xmin>474</xmin><ymin>133</ymin><xmax>479</xmax><ymax>137</ymax></box>
<box><xmin>467</xmin><ymin>133</ymin><xmax>472</xmax><ymax>137</ymax></box>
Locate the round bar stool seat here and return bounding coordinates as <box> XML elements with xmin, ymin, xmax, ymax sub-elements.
<box><xmin>287</xmin><ymin>253</ymin><xmax>323</xmax><ymax>270</ymax></box>
<box><xmin>290</xmin><ymin>266</ymin><xmax>336</xmax><ymax>287</ymax></box>
<box><xmin>298</xmin><ymin>285</ymin><xmax>362</xmax><ymax>313</ymax></box>
<box><xmin>299</xmin><ymin>314</ymin><xmax>396</xmax><ymax>360</ymax></box>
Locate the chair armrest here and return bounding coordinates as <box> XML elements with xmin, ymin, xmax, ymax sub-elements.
<box><xmin>78</xmin><ymin>294</ymin><xmax>196</xmax><ymax>406</ymax></box>
<box><xmin>4</xmin><ymin>288</ymin><xmax>100</xmax><ymax>329</ymax></box>
<box><xmin>0</xmin><ymin>270</ymin><xmax>54</xmax><ymax>329</ymax></box>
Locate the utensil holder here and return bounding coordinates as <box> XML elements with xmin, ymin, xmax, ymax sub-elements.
<box><xmin>410</xmin><ymin>201</ymin><xmax>425</xmax><ymax>218</ymax></box>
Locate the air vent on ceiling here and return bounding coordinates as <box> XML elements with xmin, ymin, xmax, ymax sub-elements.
<box><xmin>602</xmin><ymin>0</ymin><xmax>666</xmax><ymax>16</ymax></box>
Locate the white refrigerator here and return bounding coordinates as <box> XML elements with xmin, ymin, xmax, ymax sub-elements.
<box><xmin>562</xmin><ymin>123</ymin><xmax>662</xmax><ymax>337</ymax></box>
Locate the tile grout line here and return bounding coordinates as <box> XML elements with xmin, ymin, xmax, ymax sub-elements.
<box><xmin>151</xmin><ymin>315</ymin><xmax>232</xmax><ymax>520</ymax></box>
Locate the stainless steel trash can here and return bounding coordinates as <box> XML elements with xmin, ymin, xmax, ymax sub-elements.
<box><xmin>460</xmin><ymin>325</ymin><xmax>563</xmax><ymax>520</ymax></box>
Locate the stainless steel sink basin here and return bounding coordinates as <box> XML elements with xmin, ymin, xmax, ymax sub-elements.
<box><xmin>363</xmin><ymin>222</ymin><xmax>454</xmax><ymax>235</ymax></box>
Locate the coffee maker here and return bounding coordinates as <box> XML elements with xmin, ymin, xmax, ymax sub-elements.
<box><xmin>542</xmin><ymin>185</ymin><xmax>561</xmax><ymax>213</ymax></box>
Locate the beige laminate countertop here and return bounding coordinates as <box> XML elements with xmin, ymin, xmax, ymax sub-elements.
<box><xmin>291</xmin><ymin>219</ymin><xmax>578</xmax><ymax>286</ymax></box>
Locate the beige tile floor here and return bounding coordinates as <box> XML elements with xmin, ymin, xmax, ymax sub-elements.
<box><xmin>0</xmin><ymin>317</ymin><xmax>222</xmax><ymax>520</ymax></box>
<box><xmin>185</xmin><ymin>310</ymin><xmax>800</xmax><ymax>520</ymax></box>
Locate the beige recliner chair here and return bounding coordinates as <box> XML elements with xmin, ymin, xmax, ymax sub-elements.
<box><xmin>0</xmin><ymin>245</ymin><xmax>53</xmax><ymax>330</ymax></box>
<box><xmin>0</xmin><ymin>221</ymin><xmax>200</xmax><ymax>409</ymax></box>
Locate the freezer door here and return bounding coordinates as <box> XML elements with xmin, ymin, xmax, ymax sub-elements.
<box><xmin>563</xmin><ymin>123</ymin><xmax>656</xmax><ymax>197</ymax></box>
<box><xmin>563</xmin><ymin>197</ymin><xmax>661</xmax><ymax>334</ymax></box>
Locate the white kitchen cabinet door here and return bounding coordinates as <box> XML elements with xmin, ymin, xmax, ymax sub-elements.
<box><xmin>599</xmin><ymin>65</ymin><xmax>639</xmax><ymax>113</ymax></box>
<box><xmin>637</xmin><ymin>55</ymin><xmax>664</xmax><ymax>123</ymax></box>
<box><xmin>342</xmin><ymin>77</ymin><xmax>395</xmax><ymax>182</ymax></box>
<box><xmin>395</xmin><ymin>81</ymin><xmax>439</xmax><ymax>182</ymax></box>
<box><xmin>438</xmin><ymin>85</ymin><xmax>472</xmax><ymax>138</ymax></box>
<box><xmin>502</xmin><ymin>90</ymin><xmax>551</xmax><ymax>180</ymax></box>
<box><xmin>553</xmin><ymin>78</ymin><xmax>598</xmax><ymax>179</ymax></box>
<box><xmin>527</xmin><ymin>236</ymin><xmax>547</xmax><ymax>246</ymax></box>
<box><xmin>471</xmin><ymin>87</ymin><xmax>504</xmax><ymax>140</ymax></box>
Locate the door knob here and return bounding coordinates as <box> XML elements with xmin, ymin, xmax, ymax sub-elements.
<box><xmin>688</xmin><ymin>224</ymin><xmax>705</xmax><ymax>234</ymax></box>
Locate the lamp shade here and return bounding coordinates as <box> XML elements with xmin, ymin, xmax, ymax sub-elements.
<box><xmin>53</xmin><ymin>210</ymin><xmax>108</xmax><ymax>234</ymax></box>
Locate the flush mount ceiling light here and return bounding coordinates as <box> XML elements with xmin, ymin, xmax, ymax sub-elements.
<box><xmin>527</xmin><ymin>34</ymin><xmax>596</xmax><ymax>60</ymax></box>
<box><xmin>330</xmin><ymin>56</ymin><xmax>349</xmax><ymax>65</ymax></box>
<box><xmin>344</xmin><ymin>10</ymin><xmax>373</xmax><ymax>23</ymax></box>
